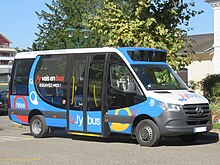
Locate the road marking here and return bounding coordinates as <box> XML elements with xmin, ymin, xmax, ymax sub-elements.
<box><xmin>0</xmin><ymin>136</ymin><xmax>33</xmax><ymax>143</ymax></box>
<box><xmin>0</xmin><ymin>158</ymin><xmax>42</xmax><ymax>164</ymax></box>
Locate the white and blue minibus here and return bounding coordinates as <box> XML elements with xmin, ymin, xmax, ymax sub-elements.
<box><xmin>8</xmin><ymin>47</ymin><xmax>212</xmax><ymax>146</ymax></box>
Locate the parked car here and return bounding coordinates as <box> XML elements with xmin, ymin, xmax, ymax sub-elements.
<box><xmin>0</xmin><ymin>91</ymin><xmax>8</xmax><ymax>115</ymax></box>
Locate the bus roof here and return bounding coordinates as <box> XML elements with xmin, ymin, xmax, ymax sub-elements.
<box><xmin>15</xmin><ymin>47</ymin><xmax>116</xmax><ymax>59</ymax></box>
<box><xmin>15</xmin><ymin>47</ymin><xmax>167</xmax><ymax>63</ymax></box>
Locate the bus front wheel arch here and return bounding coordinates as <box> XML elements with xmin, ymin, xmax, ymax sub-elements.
<box><xmin>30</xmin><ymin>115</ymin><xmax>49</xmax><ymax>138</ymax></box>
<box><xmin>135</xmin><ymin>119</ymin><xmax>160</xmax><ymax>147</ymax></box>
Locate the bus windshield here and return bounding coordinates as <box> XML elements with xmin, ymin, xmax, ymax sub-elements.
<box><xmin>132</xmin><ymin>64</ymin><xmax>188</xmax><ymax>90</ymax></box>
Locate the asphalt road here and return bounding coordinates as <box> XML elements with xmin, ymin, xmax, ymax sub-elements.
<box><xmin>0</xmin><ymin>115</ymin><xmax>220</xmax><ymax>165</ymax></box>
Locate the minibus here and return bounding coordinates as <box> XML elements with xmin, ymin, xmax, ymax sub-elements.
<box><xmin>8</xmin><ymin>47</ymin><xmax>212</xmax><ymax>146</ymax></box>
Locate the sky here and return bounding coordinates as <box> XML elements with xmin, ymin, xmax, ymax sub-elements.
<box><xmin>0</xmin><ymin>0</ymin><xmax>215</xmax><ymax>49</ymax></box>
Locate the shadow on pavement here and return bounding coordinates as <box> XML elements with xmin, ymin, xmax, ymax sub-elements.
<box><xmin>53</xmin><ymin>128</ymin><xmax>137</xmax><ymax>144</ymax></box>
<box><xmin>23</xmin><ymin>128</ymin><xmax>136</xmax><ymax>144</ymax></box>
<box><xmin>158</xmin><ymin>132</ymin><xmax>219</xmax><ymax>147</ymax></box>
<box><xmin>22</xmin><ymin>128</ymin><xmax>219</xmax><ymax>147</ymax></box>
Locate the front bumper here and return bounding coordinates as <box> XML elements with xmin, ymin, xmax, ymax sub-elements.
<box><xmin>154</xmin><ymin>109</ymin><xmax>212</xmax><ymax>136</ymax></box>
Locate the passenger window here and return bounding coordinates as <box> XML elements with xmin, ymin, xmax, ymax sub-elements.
<box><xmin>69</xmin><ymin>55</ymin><xmax>87</xmax><ymax>110</ymax></box>
<box><xmin>87</xmin><ymin>54</ymin><xmax>105</xmax><ymax>111</ymax></box>
<box><xmin>107</xmin><ymin>53</ymin><xmax>146</xmax><ymax>110</ymax></box>
<box><xmin>35</xmin><ymin>55</ymin><xmax>68</xmax><ymax>108</ymax></box>
<box><xmin>110</xmin><ymin>65</ymin><xmax>136</xmax><ymax>93</ymax></box>
<box><xmin>11</xmin><ymin>59</ymin><xmax>34</xmax><ymax>95</ymax></box>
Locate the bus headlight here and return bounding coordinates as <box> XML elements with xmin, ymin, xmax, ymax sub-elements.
<box><xmin>158</xmin><ymin>102</ymin><xmax>181</xmax><ymax>112</ymax></box>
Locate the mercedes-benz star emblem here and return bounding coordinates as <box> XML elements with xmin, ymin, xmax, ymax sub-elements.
<box><xmin>195</xmin><ymin>106</ymin><xmax>204</xmax><ymax>116</ymax></box>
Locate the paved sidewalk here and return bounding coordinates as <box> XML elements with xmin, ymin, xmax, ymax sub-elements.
<box><xmin>211</xmin><ymin>129</ymin><xmax>220</xmax><ymax>135</ymax></box>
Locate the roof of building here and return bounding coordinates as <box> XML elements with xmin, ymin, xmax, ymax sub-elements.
<box><xmin>205</xmin><ymin>0</ymin><xmax>220</xmax><ymax>5</ymax></box>
<box><xmin>181</xmin><ymin>33</ymin><xmax>214</xmax><ymax>55</ymax></box>
<box><xmin>0</xmin><ymin>33</ymin><xmax>12</xmax><ymax>44</ymax></box>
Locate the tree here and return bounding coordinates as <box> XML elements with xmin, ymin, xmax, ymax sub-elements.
<box><xmin>87</xmin><ymin>0</ymin><xmax>203</xmax><ymax>70</ymax></box>
<box><xmin>33</xmin><ymin>0</ymin><xmax>202</xmax><ymax>70</ymax></box>
<box><xmin>33</xmin><ymin>0</ymin><xmax>102</xmax><ymax>50</ymax></box>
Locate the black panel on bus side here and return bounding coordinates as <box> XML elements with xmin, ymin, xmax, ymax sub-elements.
<box><xmin>127</xmin><ymin>50</ymin><xmax>166</xmax><ymax>62</ymax></box>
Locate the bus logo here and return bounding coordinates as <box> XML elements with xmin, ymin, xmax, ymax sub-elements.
<box><xmin>13</xmin><ymin>96</ymin><xmax>28</xmax><ymax>110</ymax></box>
<box><xmin>195</xmin><ymin>106</ymin><xmax>204</xmax><ymax>116</ymax></box>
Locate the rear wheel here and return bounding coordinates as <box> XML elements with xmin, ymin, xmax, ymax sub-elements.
<box><xmin>135</xmin><ymin>119</ymin><xmax>160</xmax><ymax>147</ymax></box>
<box><xmin>30</xmin><ymin>115</ymin><xmax>49</xmax><ymax>138</ymax></box>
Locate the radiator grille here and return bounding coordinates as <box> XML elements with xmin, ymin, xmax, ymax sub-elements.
<box><xmin>182</xmin><ymin>104</ymin><xmax>210</xmax><ymax>125</ymax></box>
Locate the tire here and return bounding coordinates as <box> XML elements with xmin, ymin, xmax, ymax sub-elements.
<box><xmin>179</xmin><ymin>134</ymin><xmax>198</xmax><ymax>143</ymax></box>
<box><xmin>30</xmin><ymin>115</ymin><xmax>49</xmax><ymax>138</ymax></box>
<box><xmin>135</xmin><ymin>119</ymin><xmax>160</xmax><ymax>147</ymax></box>
<box><xmin>48</xmin><ymin>127</ymin><xmax>56</xmax><ymax>136</ymax></box>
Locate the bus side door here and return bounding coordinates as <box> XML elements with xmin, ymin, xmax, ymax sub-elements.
<box><xmin>68</xmin><ymin>53</ymin><xmax>107</xmax><ymax>134</ymax></box>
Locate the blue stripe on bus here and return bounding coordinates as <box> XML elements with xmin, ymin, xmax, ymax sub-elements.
<box><xmin>45</xmin><ymin>118</ymin><xmax>66</xmax><ymax>127</ymax></box>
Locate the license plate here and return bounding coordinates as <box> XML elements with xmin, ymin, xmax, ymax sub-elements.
<box><xmin>193</xmin><ymin>127</ymin><xmax>207</xmax><ymax>133</ymax></box>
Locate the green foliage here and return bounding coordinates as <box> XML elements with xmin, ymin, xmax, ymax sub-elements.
<box><xmin>33</xmin><ymin>0</ymin><xmax>203</xmax><ymax>71</ymax></box>
<box><xmin>15</xmin><ymin>47</ymin><xmax>31</xmax><ymax>53</ymax></box>
<box><xmin>200</xmin><ymin>74</ymin><xmax>220</xmax><ymax>102</ymax></box>
<box><xmin>188</xmin><ymin>80</ymin><xmax>197</xmax><ymax>90</ymax></box>
<box><xmin>211</xmin><ymin>101</ymin><xmax>220</xmax><ymax>129</ymax></box>
<box><xmin>212</xmin><ymin>83</ymin><xmax>220</xmax><ymax>100</ymax></box>
<box><xmin>87</xmin><ymin>0</ymin><xmax>203</xmax><ymax>70</ymax></box>
<box><xmin>188</xmin><ymin>80</ymin><xmax>201</xmax><ymax>91</ymax></box>
<box><xmin>213</xmin><ymin>122</ymin><xmax>220</xmax><ymax>129</ymax></box>
<box><xmin>33</xmin><ymin>0</ymin><xmax>102</xmax><ymax>50</ymax></box>
<box><xmin>201</xmin><ymin>75</ymin><xmax>220</xmax><ymax>128</ymax></box>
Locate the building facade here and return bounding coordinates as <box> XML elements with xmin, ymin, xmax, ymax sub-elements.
<box><xmin>186</xmin><ymin>33</ymin><xmax>214</xmax><ymax>82</ymax></box>
<box><xmin>182</xmin><ymin>1</ymin><xmax>220</xmax><ymax>85</ymax></box>
<box><xmin>205</xmin><ymin>0</ymin><xmax>220</xmax><ymax>74</ymax></box>
<box><xmin>0</xmin><ymin>33</ymin><xmax>16</xmax><ymax>91</ymax></box>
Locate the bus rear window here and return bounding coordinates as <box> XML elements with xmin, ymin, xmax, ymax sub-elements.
<box><xmin>11</xmin><ymin>59</ymin><xmax>34</xmax><ymax>95</ymax></box>
<box><xmin>128</xmin><ymin>50</ymin><xmax>166</xmax><ymax>62</ymax></box>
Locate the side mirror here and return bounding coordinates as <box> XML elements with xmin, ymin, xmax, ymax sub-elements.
<box><xmin>127</xmin><ymin>81</ymin><xmax>136</xmax><ymax>93</ymax></box>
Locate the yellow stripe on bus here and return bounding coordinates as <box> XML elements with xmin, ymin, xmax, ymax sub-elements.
<box><xmin>70</xmin><ymin>132</ymin><xmax>102</xmax><ymax>137</ymax></box>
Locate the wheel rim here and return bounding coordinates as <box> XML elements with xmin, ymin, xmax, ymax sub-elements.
<box><xmin>139</xmin><ymin>125</ymin><xmax>153</xmax><ymax>142</ymax></box>
<box><xmin>32</xmin><ymin>119</ymin><xmax>42</xmax><ymax>135</ymax></box>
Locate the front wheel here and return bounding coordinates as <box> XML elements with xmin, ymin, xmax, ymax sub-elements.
<box><xmin>30</xmin><ymin>115</ymin><xmax>49</xmax><ymax>138</ymax></box>
<box><xmin>135</xmin><ymin>119</ymin><xmax>160</xmax><ymax>147</ymax></box>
